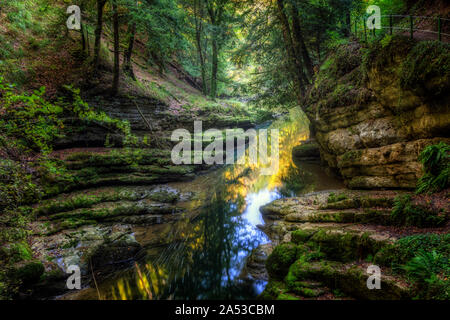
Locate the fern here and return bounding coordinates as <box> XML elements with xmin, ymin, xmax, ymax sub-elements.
<box><xmin>417</xmin><ymin>142</ymin><xmax>450</xmax><ymax>193</ymax></box>
<box><xmin>403</xmin><ymin>250</ymin><xmax>447</xmax><ymax>280</ymax></box>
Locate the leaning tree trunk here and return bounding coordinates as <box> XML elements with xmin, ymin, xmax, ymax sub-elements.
<box><xmin>112</xmin><ymin>0</ymin><xmax>120</xmax><ymax>95</ymax></box>
<box><xmin>93</xmin><ymin>0</ymin><xmax>106</xmax><ymax>70</ymax></box>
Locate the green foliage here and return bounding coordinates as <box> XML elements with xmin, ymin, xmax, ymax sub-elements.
<box><xmin>13</xmin><ymin>261</ymin><xmax>45</xmax><ymax>286</ymax></box>
<box><xmin>391</xmin><ymin>194</ymin><xmax>445</xmax><ymax>227</ymax></box>
<box><xmin>403</xmin><ymin>250</ymin><xmax>449</xmax><ymax>300</ymax></box>
<box><xmin>403</xmin><ymin>250</ymin><xmax>448</xmax><ymax>281</ymax></box>
<box><xmin>0</xmin><ymin>78</ymin><xmax>63</xmax><ymax>153</ymax></box>
<box><xmin>416</xmin><ymin>142</ymin><xmax>450</xmax><ymax>193</ymax></box>
<box><xmin>363</xmin><ymin>35</ymin><xmax>415</xmax><ymax>72</ymax></box>
<box><xmin>373</xmin><ymin>233</ymin><xmax>449</xmax><ymax>299</ymax></box>
<box><xmin>364</xmin><ymin>0</ymin><xmax>406</xmax><ymax>14</ymax></box>
<box><xmin>0</xmin><ymin>158</ymin><xmax>40</xmax><ymax>212</ymax></box>
<box><xmin>400</xmin><ymin>41</ymin><xmax>450</xmax><ymax>97</ymax></box>
<box><xmin>374</xmin><ymin>233</ymin><xmax>450</xmax><ymax>267</ymax></box>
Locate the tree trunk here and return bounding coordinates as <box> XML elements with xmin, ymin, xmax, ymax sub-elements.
<box><xmin>210</xmin><ymin>39</ymin><xmax>218</xmax><ymax>99</ymax></box>
<box><xmin>93</xmin><ymin>0</ymin><xmax>106</xmax><ymax>70</ymax></box>
<box><xmin>194</xmin><ymin>0</ymin><xmax>207</xmax><ymax>95</ymax></box>
<box><xmin>123</xmin><ymin>22</ymin><xmax>136</xmax><ymax>80</ymax></box>
<box><xmin>290</xmin><ymin>5</ymin><xmax>314</xmax><ymax>81</ymax></box>
<box><xmin>345</xmin><ymin>11</ymin><xmax>351</xmax><ymax>37</ymax></box>
<box><xmin>80</xmin><ymin>21</ymin><xmax>86</xmax><ymax>53</ymax></box>
<box><xmin>276</xmin><ymin>0</ymin><xmax>305</xmax><ymax>103</ymax></box>
<box><xmin>112</xmin><ymin>0</ymin><xmax>120</xmax><ymax>95</ymax></box>
<box><xmin>316</xmin><ymin>33</ymin><xmax>321</xmax><ymax>62</ymax></box>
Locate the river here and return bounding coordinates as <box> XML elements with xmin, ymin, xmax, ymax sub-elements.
<box><xmin>66</xmin><ymin>108</ymin><xmax>343</xmax><ymax>300</ymax></box>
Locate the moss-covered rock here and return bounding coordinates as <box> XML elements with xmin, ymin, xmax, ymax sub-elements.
<box><xmin>266</xmin><ymin>243</ymin><xmax>298</xmax><ymax>278</ymax></box>
<box><xmin>306</xmin><ymin>36</ymin><xmax>450</xmax><ymax>189</ymax></box>
<box><xmin>287</xmin><ymin>259</ymin><xmax>410</xmax><ymax>300</ymax></box>
<box><xmin>12</xmin><ymin>261</ymin><xmax>45</xmax><ymax>287</ymax></box>
<box><xmin>291</xmin><ymin>229</ymin><xmax>315</xmax><ymax>244</ymax></box>
<box><xmin>309</xmin><ymin>229</ymin><xmax>390</xmax><ymax>262</ymax></box>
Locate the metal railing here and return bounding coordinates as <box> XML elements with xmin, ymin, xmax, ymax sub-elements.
<box><xmin>353</xmin><ymin>14</ymin><xmax>450</xmax><ymax>42</ymax></box>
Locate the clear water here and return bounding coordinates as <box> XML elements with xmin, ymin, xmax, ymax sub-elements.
<box><xmin>67</xmin><ymin>109</ymin><xmax>343</xmax><ymax>300</ymax></box>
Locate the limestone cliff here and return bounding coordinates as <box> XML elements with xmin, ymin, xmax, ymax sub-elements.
<box><xmin>305</xmin><ymin>36</ymin><xmax>450</xmax><ymax>189</ymax></box>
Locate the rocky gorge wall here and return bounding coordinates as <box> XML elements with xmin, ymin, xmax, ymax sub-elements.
<box><xmin>305</xmin><ymin>36</ymin><xmax>450</xmax><ymax>189</ymax></box>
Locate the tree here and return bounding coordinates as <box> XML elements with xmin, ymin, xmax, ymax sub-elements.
<box><xmin>94</xmin><ymin>0</ymin><xmax>107</xmax><ymax>70</ymax></box>
<box><xmin>289</xmin><ymin>2</ymin><xmax>313</xmax><ymax>80</ymax></box>
<box><xmin>194</xmin><ymin>0</ymin><xmax>208</xmax><ymax>95</ymax></box>
<box><xmin>123</xmin><ymin>23</ymin><xmax>136</xmax><ymax>80</ymax></box>
<box><xmin>276</xmin><ymin>0</ymin><xmax>306</xmax><ymax>101</ymax></box>
<box><xmin>205</xmin><ymin>0</ymin><xmax>227</xmax><ymax>99</ymax></box>
<box><xmin>111</xmin><ymin>0</ymin><xmax>120</xmax><ymax>95</ymax></box>
<box><xmin>123</xmin><ymin>1</ymin><xmax>138</xmax><ymax>80</ymax></box>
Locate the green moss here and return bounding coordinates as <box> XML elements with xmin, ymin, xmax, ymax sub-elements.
<box><xmin>4</xmin><ymin>242</ymin><xmax>33</xmax><ymax>263</ymax></box>
<box><xmin>363</xmin><ymin>35</ymin><xmax>415</xmax><ymax>73</ymax></box>
<box><xmin>276</xmin><ymin>293</ymin><xmax>300</xmax><ymax>300</ymax></box>
<box><xmin>259</xmin><ymin>280</ymin><xmax>288</xmax><ymax>300</ymax></box>
<box><xmin>309</xmin><ymin>229</ymin><xmax>387</xmax><ymax>262</ymax></box>
<box><xmin>266</xmin><ymin>243</ymin><xmax>298</xmax><ymax>278</ymax></box>
<box><xmin>291</xmin><ymin>230</ymin><xmax>315</xmax><ymax>244</ymax></box>
<box><xmin>13</xmin><ymin>261</ymin><xmax>44</xmax><ymax>286</ymax></box>
<box><xmin>341</xmin><ymin>150</ymin><xmax>362</xmax><ymax>164</ymax></box>
<box><xmin>326</xmin><ymin>192</ymin><xmax>349</xmax><ymax>204</ymax></box>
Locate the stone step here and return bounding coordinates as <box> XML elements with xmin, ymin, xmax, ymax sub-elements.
<box><xmin>45</xmin><ymin>200</ymin><xmax>179</xmax><ymax>222</ymax></box>
<box><xmin>260</xmin><ymin>191</ymin><xmax>397</xmax><ymax>217</ymax></box>
<box><xmin>51</xmin><ymin>172</ymin><xmax>195</xmax><ymax>196</ymax></box>
<box><xmin>284</xmin><ymin>208</ymin><xmax>392</xmax><ymax>225</ymax></box>
<box><xmin>35</xmin><ymin>186</ymin><xmax>183</xmax><ymax>216</ymax></box>
<box><xmin>289</xmin><ymin>223</ymin><xmax>396</xmax><ymax>262</ymax></box>
<box><xmin>35</xmin><ymin>200</ymin><xmax>181</xmax><ymax>235</ymax></box>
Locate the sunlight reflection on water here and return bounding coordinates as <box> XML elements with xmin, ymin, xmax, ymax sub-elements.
<box><xmin>72</xmin><ymin>108</ymin><xmax>340</xmax><ymax>300</ymax></box>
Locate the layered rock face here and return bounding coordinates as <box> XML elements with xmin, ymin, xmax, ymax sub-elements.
<box><xmin>305</xmin><ymin>37</ymin><xmax>450</xmax><ymax>189</ymax></box>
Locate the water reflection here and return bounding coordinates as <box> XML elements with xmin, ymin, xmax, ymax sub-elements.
<box><xmin>82</xmin><ymin>108</ymin><xmax>341</xmax><ymax>300</ymax></box>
